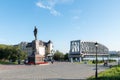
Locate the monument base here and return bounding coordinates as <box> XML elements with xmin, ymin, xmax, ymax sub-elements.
<box><xmin>35</xmin><ymin>54</ymin><xmax>45</xmax><ymax>64</ymax></box>
<box><xmin>28</xmin><ymin>55</ymin><xmax>45</xmax><ymax>65</ymax></box>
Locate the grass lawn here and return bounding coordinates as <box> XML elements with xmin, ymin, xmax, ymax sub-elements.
<box><xmin>87</xmin><ymin>65</ymin><xmax>120</xmax><ymax>80</ymax></box>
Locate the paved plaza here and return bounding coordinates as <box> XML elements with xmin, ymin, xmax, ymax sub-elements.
<box><xmin>0</xmin><ymin>62</ymin><xmax>110</xmax><ymax>80</ymax></box>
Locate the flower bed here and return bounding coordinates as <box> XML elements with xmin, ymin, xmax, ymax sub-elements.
<box><xmin>27</xmin><ymin>62</ymin><xmax>48</xmax><ymax>65</ymax></box>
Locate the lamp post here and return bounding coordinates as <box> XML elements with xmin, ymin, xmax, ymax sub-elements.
<box><xmin>95</xmin><ymin>42</ymin><xmax>98</xmax><ymax>80</ymax></box>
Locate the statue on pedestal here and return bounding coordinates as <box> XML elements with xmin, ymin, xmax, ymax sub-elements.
<box><xmin>34</xmin><ymin>26</ymin><xmax>37</xmax><ymax>40</ymax></box>
<box><xmin>28</xmin><ymin>26</ymin><xmax>45</xmax><ymax>65</ymax></box>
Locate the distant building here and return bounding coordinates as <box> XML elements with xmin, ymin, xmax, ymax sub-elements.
<box><xmin>18</xmin><ymin>42</ymin><xmax>28</xmax><ymax>54</ymax></box>
<box><xmin>109</xmin><ymin>51</ymin><xmax>120</xmax><ymax>54</ymax></box>
<box><xmin>17</xmin><ymin>40</ymin><xmax>53</xmax><ymax>60</ymax></box>
<box><xmin>109</xmin><ymin>51</ymin><xmax>120</xmax><ymax>58</ymax></box>
<box><xmin>69</xmin><ymin>40</ymin><xmax>109</xmax><ymax>62</ymax></box>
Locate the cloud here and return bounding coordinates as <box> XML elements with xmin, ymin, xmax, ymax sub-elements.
<box><xmin>50</xmin><ymin>8</ymin><xmax>61</xmax><ymax>16</ymax></box>
<box><xmin>36</xmin><ymin>2</ymin><xmax>47</xmax><ymax>9</ymax></box>
<box><xmin>36</xmin><ymin>0</ymin><xmax>74</xmax><ymax>16</ymax></box>
<box><xmin>36</xmin><ymin>0</ymin><xmax>60</xmax><ymax>16</ymax></box>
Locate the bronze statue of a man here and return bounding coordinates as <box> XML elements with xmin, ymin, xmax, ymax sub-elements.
<box><xmin>34</xmin><ymin>26</ymin><xmax>37</xmax><ymax>40</ymax></box>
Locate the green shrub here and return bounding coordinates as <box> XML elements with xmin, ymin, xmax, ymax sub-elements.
<box><xmin>0</xmin><ymin>60</ymin><xmax>17</xmax><ymax>64</ymax></box>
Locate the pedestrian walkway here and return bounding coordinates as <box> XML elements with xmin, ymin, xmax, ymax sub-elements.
<box><xmin>0</xmin><ymin>62</ymin><xmax>110</xmax><ymax>80</ymax></box>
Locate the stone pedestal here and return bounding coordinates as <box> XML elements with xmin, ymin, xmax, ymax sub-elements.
<box><xmin>28</xmin><ymin>40</ymin><xmax>45</xmax><ymax>65</ymax></box>
<box><xmin>35</xmin><ymin>54</ymin><xmax>44</xmax><ymax>64</ymax></box>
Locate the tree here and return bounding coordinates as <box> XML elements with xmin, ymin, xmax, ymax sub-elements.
<box><xmin>53</xmin><ymin>50</ymin><xmax>64</xmax><ymax>61</ymax></box>
<box><xmin>13</xmin><ymin>46</ymin><xmax>27</xmax><ymax>62</ymax></box>
<box><xmin>0</xmin><ymin>48</ymin><xmax>5</xmax><ymax>60</ymax></box>
<box><xmin>9</xmin><ymin>46</ymin><xmax>18</xmax><ymax>62</ymax></box>
<box><xmin>19</xmin><ymin>50</ymin><xmax>27</xmax><ymax>60</ymax></box>
<box><xmin>64</xmin><ymin>53</ymin><xmax>69</xmax><ymax>61</ymax></box>
<box><xmin>0</xmin><ymin>44</ymin><xmax>27</xmax><ymax>62</ymax></box>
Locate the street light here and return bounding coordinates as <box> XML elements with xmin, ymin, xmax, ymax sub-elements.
<box><xmin>95</xmin><ymin>42</ymin><xmax>98</xmax><ymax>80</ymax></box>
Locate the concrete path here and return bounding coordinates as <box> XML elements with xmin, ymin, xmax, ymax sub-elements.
<box><xmin>0</xmin><ymin>62</ymin><xmax>111</xmax><ymax>80</ymax></box>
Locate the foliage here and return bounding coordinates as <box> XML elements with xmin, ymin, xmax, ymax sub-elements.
<box><xmin>92</xmin><ymin>60</ymin><xmax>105</xmax><ymax>64</ymax></box>
<box><xmin>53</xmin><ymin>50</ymin><xmax>64</xmax><ymax>61</ymax></box>
<box><xmin>109</xmin><ymin>59</ymin><xmax>116</xmax><ymax>63</ymax></box>
<box><xmin>64</xmin><ymin>53</ymin><xmax>69</xmax><ymax>61</ymax></box>
<box><xmin>0</xmin><ymin>60</ymin><xmax>17</xmax><ymax>64</ymax></box>
<box><xmin>87</xmin><ymin>66</ymin><xmax>120</xmax><ymax>80</ymax></box>
<box><xmin>92</xmin><ymin>59</ymin><xmax>116</xmax><ymax>64</ymax></box>
<box><xmin>0</xmin><ymin>44</ymin><xmax>27</xmax><ymax>63</ymax></box>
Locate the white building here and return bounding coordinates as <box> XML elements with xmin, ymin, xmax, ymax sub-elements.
<box><xmin>69</xmin><ymin>40</ymin><xmax>109</xmax><ymax>62</ymax></box>
<box><xmin>18</xmin><ymin>40</ymin><xmax>53</xmax><ymax>60</ymax></box>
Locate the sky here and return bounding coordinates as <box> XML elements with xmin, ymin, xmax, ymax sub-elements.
<box><xmin>0</xmin><ymin>0</ymin><xmax>120</xmax><ymax>53</ymax></box>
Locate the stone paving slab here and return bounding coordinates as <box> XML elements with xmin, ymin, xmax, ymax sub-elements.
<box><xmin>0</xmin><ymin>62</ymin><xmax>111</xmax><ymax>80</ymax></box>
